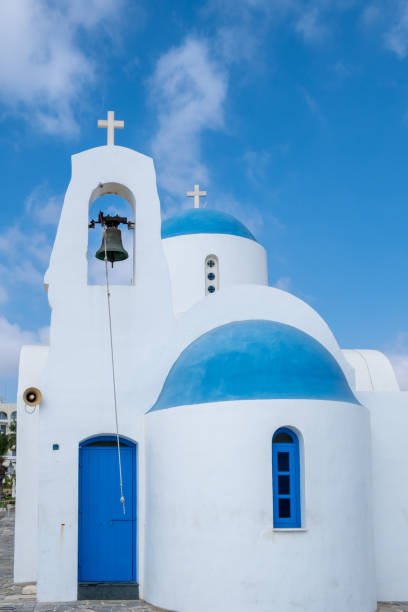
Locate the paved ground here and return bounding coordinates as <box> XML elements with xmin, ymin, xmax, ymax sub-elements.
<box><xmin>0</xmin><ymin>510</ymin><xmax>407</xmax><ymax>611</ymax></box>
<box><xmin>0</xmin><ymin>511</ymin><xmax>166</xmax><ymax>611</ymax></box>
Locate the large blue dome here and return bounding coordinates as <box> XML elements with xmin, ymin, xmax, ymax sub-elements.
<box><xmin>149</xmin><ymin>320</ymin><xmax>358</xmax><ymax>412</ymax></box>
<box><xmin>161</xmin><ymin>208</ymin><xmax>257</xmax><ymax>242</ymax></box>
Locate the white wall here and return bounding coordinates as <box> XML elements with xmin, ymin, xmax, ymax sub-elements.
<box><xmin>343</xmin><ymin>350</ymin><xmax>400</xmax><ymax>391</ymax></box>
<box><xmin>359</xmin><ymin>390</ymin><xmax>408</xmax><ymax>601</ymax></box>
<box><xmin>33</xmin><ymin>275</ymin><xmax>355</xmax><ymax>601</ymax></box>
<box><xmin>144</xmin><ymin>399</ymin><xmax>376</xmax><ymax>612</ymax></box>
<box><xmin>162</xmin><ymin>233</ymin><xmax>268</xmax><ymax>314</ymax></box>
<box><xmin>35</xmin><ymin>145</ymin><xmax>174</xmax><ymax>602</ymax></box>
<box><xmin>14</xmin><ymin>345</ymin><xmax>48</xmax><ymax>583</ymax></box>
<box><xmin>20</xmin><ymin>143</ymin><xmax>362</xmax><ymax>605</ymax></box>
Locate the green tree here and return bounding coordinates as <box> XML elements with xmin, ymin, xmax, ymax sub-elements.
<box><xmin>0</xmin><ymin>427</ymin><xmax>15</xmax><ymax>503</ymax></box>
<box><xmin>8</xmin><ymin>421</ymin><xmax>16</xmax><ymax>450</ymax></box>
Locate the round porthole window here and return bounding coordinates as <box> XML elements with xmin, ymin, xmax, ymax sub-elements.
<box><xmin>207</xmin><ymin>272</ymin><xmax>215</xmax><ymax>280</ymax></box>
<box><xmin>208</xmin><ymin>285</ymin><xmax>216</xmax><ymax>293</ymax></box>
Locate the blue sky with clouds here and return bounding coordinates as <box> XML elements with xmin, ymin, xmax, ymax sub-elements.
<box><xmin>0</xmin><ymin>0</ymin><xmax>407</xmax><ymax>400</ymax></box>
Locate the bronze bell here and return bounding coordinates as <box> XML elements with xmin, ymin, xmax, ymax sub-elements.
<box><xmin>95</xmin><ymin>227</ymin><xmax>128</xmax><ymax>265</ymax></box>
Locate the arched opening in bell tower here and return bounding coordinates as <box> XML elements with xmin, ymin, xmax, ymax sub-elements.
<box><xmin>88</xmin><ymin>192</ymin><xmax>134</xmax><ymax>285</ymax></box>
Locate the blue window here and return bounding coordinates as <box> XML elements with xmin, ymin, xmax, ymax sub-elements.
<box><xmin>272</xmin><ymin>428</ymin><xmax>301</xmax><ymax>528</ymax></box>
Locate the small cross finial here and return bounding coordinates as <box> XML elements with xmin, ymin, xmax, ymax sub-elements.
<box><xmin>97</xmin><ymin>110</ymin><xmax>124</xmax><ymax>146</ymax></box>
<box><xmin>187</xmin><ymin>184</ymin><xmax>207</xmax><ymax>209</ymax></box>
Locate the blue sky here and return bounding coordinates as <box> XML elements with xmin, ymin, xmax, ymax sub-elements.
<box><xmin>0</xmin><ymin>0</ymin><xmax>407</xmax><ymax>400</ymax></box>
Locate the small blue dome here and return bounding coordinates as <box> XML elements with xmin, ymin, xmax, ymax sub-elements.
<box><xmin>161</xmin><ymin>209</ymin><xmax>257</xmax><ymax>242</ymax></box>
<box><xmin>149</xmin><ymin>320</ymin><xmax>358</xmax><ymax>412</ymax></box>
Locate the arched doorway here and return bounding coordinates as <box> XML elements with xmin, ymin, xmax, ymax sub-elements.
<box><xmin>78</xmin><ymin>435</ymin><xmax>137</xmax><ymax>597</ymax></box>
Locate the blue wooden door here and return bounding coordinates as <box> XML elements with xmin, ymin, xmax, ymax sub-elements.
<box><xmin>78</xmin><ymin>440</ymin><xmax>136</xmax><ymax>582</ymax></box>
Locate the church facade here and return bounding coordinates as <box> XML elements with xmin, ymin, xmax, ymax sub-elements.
<box><xmin>13</xmin><ymin>129</ymin><xmax>408</xmax><ymax>612</ymax></box>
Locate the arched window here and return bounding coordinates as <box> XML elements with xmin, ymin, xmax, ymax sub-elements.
<box><xmin>0</xmin><ymin>412</ymin><xmax>7</xmax><ymax>422</ymax></box>
<box><xmin>272</xmin><ymin>427</ymin><xmax>301</xmax><ymax>528</ymax></box>
<box><xmin>205</xmin><ymin>255</ymin><xmax>219</xmax><ymax>295</ymax></box>
<box><xmin>11</xmin><ymin>411</ymin><xmax>16</xmax><ymax>421</ymax></box>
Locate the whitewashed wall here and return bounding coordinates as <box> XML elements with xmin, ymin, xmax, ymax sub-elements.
<box><xmin>34</xmin><ymin>146</ymin><xmax>174</xmax><ymax>602</ymax></box>
<box><xmin>14</xmin><ymin>345</ymin><xmax>48</xmax><ymax>583</ymax></box>
<box><xmin>14</xmin><ymin>142</ymin><xmax>382</xmax><ymax>610</ymax></box>
<box><xmin>144</xmin><ymin>399</ymin><xmax>376</xmax><ymax>612</ymax></box>
<box><xmin>162</xmin><ymin>234</ymin><xmax>268</xmax><ymax>314</ymax></box>
<box><xmin>343</xmin><ymin>350</ymin><xmax>400</xmax><ymax>392</ymax></box>
<box><xmin>359</xmin><ymin>390</ymin><xmax>408</xmax><ymax>601</ymax></box>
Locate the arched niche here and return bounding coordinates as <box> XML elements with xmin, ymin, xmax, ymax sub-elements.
<box><xmin>89</xmin><ymin>182</ymin><xmax>135</xmax><ymax>210</ymax></box>
<box><xmin>88</xmin><ymin>185</ymin><xmax>135</xmax><ymax>286</ymax></box>
<box><xmin>205</xmin><ymin>254</ymin><xmax>219</xmax><ymax>295</ymax></box>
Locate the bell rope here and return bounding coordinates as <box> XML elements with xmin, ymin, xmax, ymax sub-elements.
<box><xmin>103</xmin><ymin>230</ymin><xmax>126</xmax><ymax>516</ymax></box>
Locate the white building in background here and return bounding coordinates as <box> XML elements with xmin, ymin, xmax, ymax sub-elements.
<box><xmin>0</xmin><ymin>398</ymin><xmax>16</xmax><ymax>432</ymax></box>
<box><xmin>13</xmin><ymin>115</ymin><xmax>408</xmax><ymax>612</ymax></box>
<box><xmin>0</xmin><ymin>398</ymin><xmax>16</xmax><ymax>474</ymax></box>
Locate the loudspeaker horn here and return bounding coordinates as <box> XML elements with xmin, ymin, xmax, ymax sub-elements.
<box><xmin>23</xmin><ymin>387</ymin><xmax>42</xmax><ymax>406</ymax></box>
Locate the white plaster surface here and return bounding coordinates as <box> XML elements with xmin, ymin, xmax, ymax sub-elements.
<box><xmin>145</xmin><ymin>399</ymin><xmax>376</xmax><ymax>612</ymax></box>
<box><xmin>162</xmin><ymin>233</ymin><xmax>268</xmax><ymax>314</ymax></box>
<box><xmin>343</xmin><ymin>350</ymin><xmax>400</xmax><ymax>391</ymax></box>
<box><xmin>36</xmin><ymin>146</ymin><xmax>174</xmax><ymax>602</ymax></box>
<box><xmin>358</xmin><ymin>390</ymin><xmax>408</xmax><ymax>601</ymax></box>
<box><xmin>14</xmin><ymin>142</ymin><xmax>408</xmax><ymax>611</ymax></box>
<box><xmin>14</xmin><ymin>345</ymin><xmax>48</xmax><ymax>583</ymax></box>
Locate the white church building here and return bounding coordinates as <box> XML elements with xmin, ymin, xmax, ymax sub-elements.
<box><xmin>13</xmin><ymin>113</ymin><xmax>408</xmax><ymax>612</ymax></box>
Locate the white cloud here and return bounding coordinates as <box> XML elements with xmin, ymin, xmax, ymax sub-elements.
<box><xmin>384</xmin><ymin>5</ymin><xmax>408</xmax><ymax>58</ymax></box>
<box><xmin>276</xmin><ymin>276</ymin><xmax>292</xmax><ymax>291</ymax></box>
<box><xmin>243</xmin><ymin>150</ymin><xmax>272</xmax><ymax>187</ymax></box>
<box><xmin>362</xmin><ymin>4</ymin><xmax>381</xmax><ymax>27</ymax></box>
<box><xmin>294</xmin><ymin>6</ymin><xmax>327</xmax><ymax>41</ymax></box>
<box><xmin>205</xmin><ymin>0</ymin><xmax>356</xmax><ymax>52</ymax></box>
<box><xmin>149</xmin><ymin>37</ymin><xmax>227</xmax><ymax>197</ymax></box>
<box><xmin>0</xmin><ymin>225</ymin><xmax>51</xmax><ymax>271</ymax></box>
<box><xmin>204</xmin><ymin>0</ymin><xmax>290</xmax><ymax>63</ymax></box>
<box><xmin>299</xmin><ymin>86</ymin><xmax>326</xmax><ymax>123</ymax></box>
<box><xmin>25</xmin><ymin>185</ymin><xmax>63</xmax><ymax>226</ymax></box>
<box><xmin>149</xmin><ymin>0</ymin><xmax>360</xmax><ymax>216</ymax></box>
<box><xmin>0</xmin><ymin>192</ymin><xmax>57</xmax><ymax>297</ymax></box>
<box><xmin>388</xmin><ymin>354</ymin><xmax>408</xmax><ymax>390</ymax></box>
<box><xmin>385</xmin><ymin>331</ymin><xmax>408</xmax><ymax>390</ymax></box>
<box><xmin>0</xmin><ymin>285</ymin><xmax>8</xmax><ymax>305</ymax></box>
<box><xmin>0</xmin><ymin>261</ymin><xmax>43</xmax><ymax>288</ymax></box>
<box><xmin>0</xmin><ymin>185</ymin><xmax>62</xmax><ymax>292</ymax></box>
<box><xmin>0</xmin><ymin>0</ymin><xmax>124</xmax><ymax>136</ymax></box>
<box><xmin>363</xmin><ymin>1</ymin><xmax>408</xmax><ymax>59</ymax></box>
<box><xmin>209</xmin><ymin>192</ymin><xmax>265</xmax><ymax>237</ymax></box>
<box><xmin>0</xmin><ymin>317</ymin><xmax>49</xmax><ymax>377</ymax></box>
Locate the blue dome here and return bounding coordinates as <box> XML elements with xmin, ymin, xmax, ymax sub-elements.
<box><xmin>149</xmin><ymin>320</ymin><xmax>358</xmax><ymax>412</ymax></box>
<box><xmin>161</xmin><ymin>209</ymin><xmax>257</xmax><ymax>242</ymax></box>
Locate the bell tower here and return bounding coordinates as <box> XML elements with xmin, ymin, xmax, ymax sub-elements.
<box><xmin>44</xmin><ymin>138</ymin><xmax>173</xmax><ymax>336</ymax></box>
<box><xmin>34</xmin><ymin>117</ymin><xmax>174</xmax><ymax>601</ymax></box>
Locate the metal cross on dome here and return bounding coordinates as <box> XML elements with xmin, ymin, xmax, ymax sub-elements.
<box><xmin>187</xmin><ymin>184</ymin><xmax>207</xmax><ymax>209</ymax></box>
<box><xmin>98</xmin><ymin>110</ymin><xmax>124</xmax><ymax>146</ymax></box>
